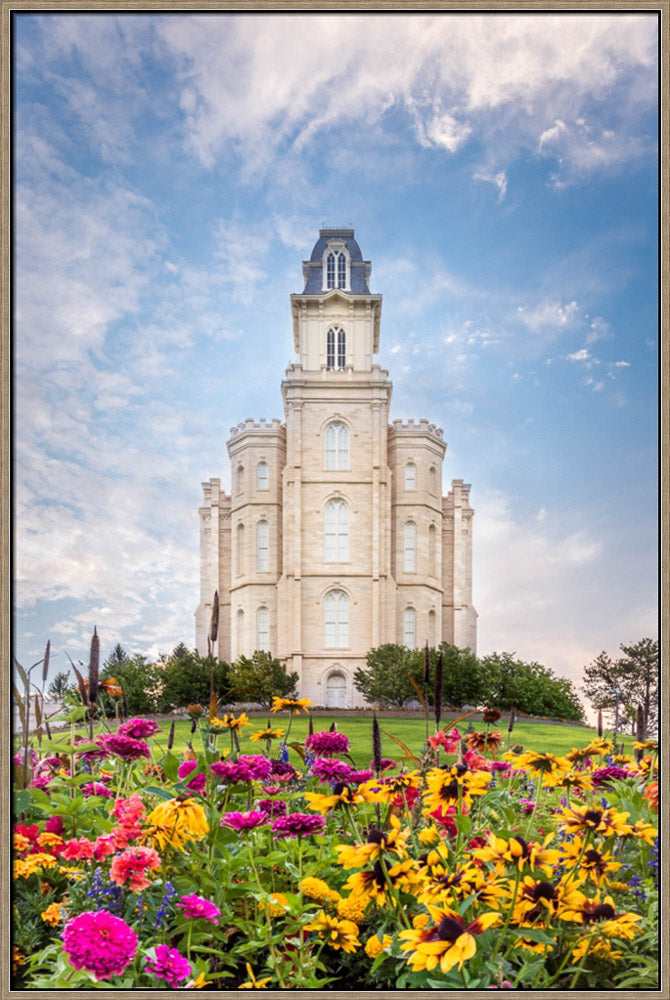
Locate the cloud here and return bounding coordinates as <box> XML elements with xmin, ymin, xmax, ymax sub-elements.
<box><xmin>473</xmin><ymin>169</ymin><xmax>508</xmax><ymax>202</ymax></box>
<box><xmin>517</xmin><ymin>300</ymin><xmax>580</xmax><ymax>334</ymax></box>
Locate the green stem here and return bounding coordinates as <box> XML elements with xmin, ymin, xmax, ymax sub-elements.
<box><xmin>490</xmin><ymin>865</ymin><xmax>522</xmax><ymax>963</ymax></box>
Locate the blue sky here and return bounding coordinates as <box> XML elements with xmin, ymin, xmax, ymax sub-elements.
<box><xmin>12</xmin><ymin>11</ymin><xmax>659</xmax><ymax>708</ymax></box>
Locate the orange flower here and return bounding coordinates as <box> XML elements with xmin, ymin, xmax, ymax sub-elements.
<box><xmin>643</xmin><ymin>780</ymin><xmax>658</xmax><ymax>813</ymax></box>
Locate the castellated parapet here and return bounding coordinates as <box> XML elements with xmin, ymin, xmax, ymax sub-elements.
<box><xmin>389</xmin><ymin>418</ymin><xmax>444</xmax><ymax>442</ymax></box>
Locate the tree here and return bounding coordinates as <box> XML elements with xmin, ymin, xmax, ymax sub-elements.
<box><xmin>228</xmin><ymin>651</ymin><xmax>298</xmax><ymax>708</ymax></box>
<box><xmin>158</xmin><ymin>648</ymin><xmax>230</xmax><ymax>712</ymax></box>
<box><xmin>480</xmin><ymin>652</ymin><xmax>584</xmax><ymax>721</ymax></box>
<box><xmin>104</xmin><ymin>643</ymin><xmax>128</xmax><ymax>669</ymax></box>
<box><xmin>100</xmin><ymin>654</ymin><xmax>162</xmax><ymax>716</ymax></box>
<box><xmin>353</xmin><ymin>644</ymin><xmax>421</xmax><ymax>707</ymax></box>
<box><xmin>583</xmin><ymin>639</ymin><xmax>658</xmax><ymax>736</ymax></box>
<box><xmin>438</xmin><ymin>643</ymin><xmax>486</xmax><ymax>708</ymax></box>
<box><xmin>47</xmin><ymin>670</ymin><xmax>73</xmax><ymax>702</ymax></box>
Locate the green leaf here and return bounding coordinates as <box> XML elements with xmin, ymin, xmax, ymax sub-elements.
<box><xmin>144</xmin><ymin>785</ymin><xmax>175</xmax><ymax>800</ymax></box>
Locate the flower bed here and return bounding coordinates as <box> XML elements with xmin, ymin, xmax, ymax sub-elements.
<box><xmin>12</xmin><ymin>701</ymin><xmax>659</xmax><ymax>989</ymax></box>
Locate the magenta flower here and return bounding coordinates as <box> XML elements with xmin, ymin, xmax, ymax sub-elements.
<box><xmin>305</xmin><ymin>731</ymin><xmax>351</xmax><ymax>757</ymax></box>
<box><xmin>176</xmin><ymin>894</ymin><xmax>221</xmax><ymax>924</ymax></box>
<box><xmin>272</xmin><ymin>812</ymin><xmax>326</xmax><ymax>839</ymax></box>
<box><xmin>257</xmin><ymin>798</ymin><xmax>287</xmax><ymax>817</ymax></box>
<box><xmin>220</xmin><ymin>810</ymin><xmax>270</xmax><ymax>832</ymax></box>
<box><xmin>62</xmin><ymin>911</ymin><xmax>138</xmax><ymax>980</ymax></box>
<box><xmin>592</xmin><ymin>765</ymin><xmax>632</xmax><ymax>787</ymax></box>
<box><xmin>350</xmin><ymin>769</ymin><xmax>374</xmax><ymax>783</ymax></box>
<box><xmin>312</xmin><ymin>758</ymin><xmax>355</xmax><ymax>783</ymax></box>
<box><xmin>211</xmin><ymin>755</ymin><xmax>273</xmax><ymax>784</ymax></box>
<box><xmin>97</xmin><ymin>734</ymin><xmax>151</xmax><ymax>760</ymax></box>
<box><xmin>178</xmin><ymin>760</ymin><xmax>207</xmax><ymax>792</ymax></box>
<box><xmin>81</xmin><ymin>782</ymin><xmax>114</xmax><ymax>798</ymax></box>
<box><xmin>118</xmin><ymin>717</ymin><xmax>162</xmax><ymax>739</ymax></box>
<box><xmin>145</xmin><ymin>944</ymin><xmax>192</xmax><ymax>989</ymax></box>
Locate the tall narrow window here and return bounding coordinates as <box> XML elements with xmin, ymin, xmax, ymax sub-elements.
<box><xmin>324</xmin><ymin>590</ymin><xmax>349</xmax><ymax>647</ymax></box>
<box><xmin>404</xmin><ymin>521</ymin><xmax>416</xmax><ymax>572</ymax></box>
<box><xmin>257</xmin><ymin>520</ymin><xmax>269</xmax><ymax>572</ymax></box>
<box><xmin>326</xmin><ymin>252</ymin><xmax>336</xmax><ymax>289</ymax></box>
<box><xmin>337</xmin><ymin>327</ymin><xmax>346</xmax><ymax>369</ymax></box>
<box><xmin>429</xmin><ymin>523</ymin><xmax>437</xmax><ymax>578</ymax></box>
<box><xmin>236</xmin><ymin>609</ymin><xmax>245</xmax><ymax>656</ymax></box>
<box><xmin>430</xmin><ymin>466</ymin><xmax>438</xmax><ymax>496</ymax></box>
<box><xmin>236</xmin><ymin>524</ymin><xmax>245</xmax><ymax>577</ymax></box>
<box><xmin>324</xmin><ymin>421</ymin><xmax>349</xmax><ymax>470</ymax></box>
<box><xmin>257</xmin><ymin>462</ymin><xmax>268</xmax><ymax>490</ymax></box>
<box><xmin>325</xmin><ymin>250</ymin><xmax>346</xmax><ymax>289</ymax></box>
<box><xmin>405</xmin><ymin>462</ymin><xmax>416</xmax><ymax>490</ymax></box>
<box><xmin>326</xmin><ymin>328</ymin><xmax>335</xmax><ymax>369</ymax></box>
<box><xmin>256</xmin><ymin>607</ymin><xmax>269</xmax><ymax>651</ymax></box>
<box><xmin>236</xmin><ymin>464</ymin><xmax>244</xmax><ymax>495</ymax></box>
<box><xmin>404</xmin><ymin>607</ymin><xmax>416</xmax><ymax>649</ymax></box>
<box><xmin>324</xmin><ymin>499</ymin><xmax>349</xmax><ymax>562</ymax></box>
<box><xmin>428</xmin><ymin>609</ymin><xmax>436</xmax><ymax>646</ymax></box>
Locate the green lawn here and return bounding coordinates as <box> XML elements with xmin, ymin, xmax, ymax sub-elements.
<box><xmin>150</xmin><ymin>712</ymin><xmax>608</xmax><ymax>769</ymax></box>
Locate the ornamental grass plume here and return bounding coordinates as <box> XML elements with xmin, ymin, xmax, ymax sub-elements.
<box><xmin>88</xmin><ymin>628</ymin><xmax>100</xmax><ymax>706</ymax></box>
<box><xmin>62</xmin><ymin>911</ymin><xmax>138</xmax><ymax>980</ymax></box>
<box><xmin>372</xmin><ymin>713</ymin><xmax>382</xmax><ymax>777</ymax></box>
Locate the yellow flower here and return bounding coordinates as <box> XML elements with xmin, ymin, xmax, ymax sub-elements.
<box><xmin>13</xmin><ymin>947</ymin><xmax>25</xmax><ymax>972</ymax></box>
<box><xmin>258</xmin><ymin>892</ymin><xmax>290</xmax><ymax>917</ymax></box>
<box><xmin>41</xmin><ymin>901</ymin><xmax>65</xmax><ymax>926</ymax></box>
<box><xmin>304</xmin><ymin>910</ymin><xmax>360</xmax><ymax>952</ymax></box>
<box><xmin>304</xmin><ymin>786</ymin><xmax>363</xmax><ymax>815</ymax></box>
<box><xmin>511</xmin><ymin>751</ymin><xmax>572</xmax><ymax>786</ymax></box>
<box><xmin>13</xmin><ymin>834</ymin><xmax>30</xmax><ymax>853</ymax></box>
<box><xmin>559</xmin><ymin>838</ymin><xmax>621</xmax><ymax>887</ymax></box>
<box><xmin>365</xmin><ymin>933</ymin><xmax>392</xmax><ymax>959</ymax></box>
<box><xmin>418</xmin><ymin>825</ymin><xmax>442</xmax><ymax>847</ymax></box>
<box><xmin>37</xmin><ymin>832</ymin><xmax>64</xmax><ymax>851</ymax></box>
<box><xmin>472</xmin><ymin>832</ymin><xmax>561</xmax><ymax>878</ymax></box>
<box><xmin>336</xmin><ymin>894</ymin><xmax>366</xmax><ymax>924</ymax></box>
<box><xmin>212</xmin><ymin>712</ymin><xmax>252</xmax><ymax>731</ymax></box>
<box><xmin>555</xmin><ymin>803</ymin><xmax>632</xmax><ymax>838</ymax></box>
<box><xmin>572</xmin><ymin>936</ymin><xmax>622</xmax><ymax>963</ymax></box>
<box><xmin>399</xmin><ymin>908</ymin><xmax>498</xmax><ymax>975</ymax></box>
<box><xmin>144</xmin><ymin>797</ymin><xmax>209</xmax><ymax>851</ymax></box>
<box><xmin>271</xmin><ymin>696</ymin><xmax>313</xmax><ymax>714</ymax></box>
<box><xmin>238</xmin><ymin>963</ymin><xmax>272</xmax><ymax>988</ymax></box>
<box><xmin>249</xmin><ymin>726</ymin><xmax>284</xmax><ymax>742</ymax></box>
<box><xmin>186</xmin><ymin>971</ymin><xmax>213</xmax><ymax>988</ymax></box>
<box><xmin>625</xmin><ymin>820</ymin><xmax>658</xmax><ymax>844</ymax></box>
<box><xmin>14</xmin><ymin>853</ymin><xmax>57</xmax><ymax>878</ymax></box>
<box><xmin>423</xmin><ymin>765</ymin><xmax>491</xmax><ymax>814</ymax></box>
<box><xmin>299</xmin><ymin>876</ymin><xmax>341</xmax><ymax>905</ymax></box>
<box><xmin>335</xmin><ymin>815</ymin><xmax>410</xmax><ymax>868</ymax></box>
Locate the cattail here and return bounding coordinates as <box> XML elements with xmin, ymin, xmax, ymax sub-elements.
<box><xmin>372</xmin><ymin>713</ymin><xmax>382</xmax><ymax>777</ymax></box>
<box><xmin>434</xmin><ymin>652</ymin><xmax>443</xmax><ymax>728</ymax></box>
<box><xmin>208</xmin><ymin>687</ymin><xmax>218</xmax><ymax>723</ymax></box>
<box><xmin>308</xmin><ymin>717</ymin><xmax>314</xmax><ymax>737</ymax></box>
<box><xmin>121</xmin><ymin>685</ymin><xmax>128</xmax><ymax>720</ymax></box>
<box><xmin>423</xmin><ymin>642</ymin><xmax>430</xmax><ymax>686</ymax></box>
<box><xmin>597</xmin><ymin>709</ymin><xmax>603</xmax><ymax>738</ymax></box>
<box><xmin>190</xmin><ymin>717</ymin><xmax>198</xmax><ymax>736</ymax></box>
<box><xmin>167</xmin><ymin>721</ymin><xmax>175</xmax><ymax>750</ymax></box>
<box><xmin>636</xmin><ymin>704</ymin><xmax>645</xmax><ymax>760</ymax></box>
<box><xmin>329</xmin><ymin>721</ymin><xmax>337</xmax><ymax>732</ymax></box>
<box><xmin>508</xmin><ymin>705</ymin><xmax>516</xmax><ymax>735</ymax></box>
<box><xmin>88</xmin><ymin>628</ymin><xmax>100</xmax><ymax>704</ymax></box>
<box><xmin>42</xmin><ymin>640</ymin><xmax>51</xmax><ymax>685</ymax></box>
<box><xmin>209</xmin><ymin>591</ymin><xmax>219</xmax><ymax>645</ymax></box>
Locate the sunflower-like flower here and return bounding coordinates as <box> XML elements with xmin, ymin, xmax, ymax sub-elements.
<box><xmin>465</xmin><ymin>730</ymin><xmax>503</xmax><ymax>755</ymax></box>
<box><xmin>248</xmin><ymin>725</ymin><xmax>284</xmax><ymax>743</ymax></box>
<box><xmin>418</xmin><ymin>861</ymin><xmax>505</xmax><ymax>911</ymax></box>
<box><xmin>335</xmin><ymin>815</ymin><xmax>410</xmax><ymax>869</ymax></box>
<box><xmin>559</xmin><ymin>838</ymin><xmax>621</xmax><ymax>887</ymax></box>
<box><xmin>512</xmin><ymin>875</ymin><xmax>583</xmax><ymax>927</ymax></box>
<box><xmin>304</xmin><ymin>911</ymin><xmax>360</xmax><ymax>952</ymax></box>
<box><xmin>211</xmin><ymin>712</ymin><xmax>251</xmax><ymax>732</ymax></box>
<box><xmin>625</xmin><ymin>819</ymin><xmax>658</xmax><ymax>844</ymax></box>
<box><xmin>399</xmin><ymin>906</ymin><xmax>499</xmax><ymax>976</ymax></box>
<box><xmin>559</xmin><ymin>893</ymin><xmax>643</xmax><ymax>940</ymax></box>
<box><xmin>642</xmin><ymin>780</ymin><xmax>658</xmax><ymax>813</ymax></box>
<box><xmin>238</xmin><ymin>963</ymin><xmax>272</xmax><ymax>989</ymax></box>
<box><xmin>271</xmin><ymin>696</ymin><xmax>312</xmax><ymax>714</ymax></box>
<box><xmin>509</xmin><ymin>751</ymin><xmax>572</xmax><ymax>786</ymax></box>
<box><xmin>143</xmin><ymin>798</ymin><xmax>209</xmax><ymax>851</ymax></box>
<box><xmin>471</xmin><ymin>832</ymin><xmax>561</xmax><ymax>878</ymax></box>
<box><xmin>571</xmin><ymin>935</ymin><xmax>622</xmax><ymax>963</ymax></box>
<box><xmin>423</xmin><ymin>764</ymin><xmax>491</xmax><ymax>814</ymax></box>
<box><xmin>304</xmin><ymin>782</ymin><xmax>364</xmax><ymax>815</ymax></box>
<box><xmin>553</xmin><ymin>769</ymin><xmax>594</xmax><ymax>794</ymax></box>
<box><xmin>344</xmin><ymin>857</ymin><xmax>421</xmax><ymax>908</ymax></box>
<box><xmin>554</xmin><ymin>803</ymin><xmax>632</xmax><ymax>838</ymax></box>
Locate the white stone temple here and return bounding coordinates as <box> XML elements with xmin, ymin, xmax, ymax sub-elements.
<box><xmin>196</xmin><ymin>229</ymin><xmax>477</xmax><ymax>707</ymax></box>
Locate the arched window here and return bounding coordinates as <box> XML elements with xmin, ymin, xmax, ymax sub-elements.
<box><xmin>429</xmin><ymin>523</ymin><xmax>437</xmax><ymax>578</ymax></box>
<box><xmin>236</xmin><ymin>464</ymin><xmax>244</xmax><ymax>495</ymax></box>
<box><xmin>324</xmin><ymin>421</ymin><xmax>349</xmax><ymax>470</ymax></box>
<box><xmin>326</xmin><ymin>327</ymin><xmax>346</xmax><ymax>371</ymax></box>
<box><xmin>405</xmin><ymin>462</ymin><xmax>416</xmax><ymax>491</ymax></box>
<box><xmin>324</xmin><ymin>590</ymin><xmax>349</xmax><ymax>647</ymax></box>
<box><xmin>257</xmin><ymin>461</ymin><xmax>268</xmax><ymax>490</ymax></box>
<box><xmin>324</xmin><ymin>499</ymin><xmax>349</xmax><ymax>562</ymax></box>
<box><xmin>404</xmin><ymin>607</ymin><xmax>416</xmax><ymax>649</ymax></box>
<box><xmin>428</xmin><ymin>609</ymin><xmax>436</xmax><ymax>646</ymax></box>
<box><xmin>326</xmin><ymin>671</ymin><xmax>347</xmax><ymax>708</ymax></box>
<box><xmin>236</xmin><ymin>523</ymin><xmax>245</xmax><ymax>576</ymax></box>
<box><xmin>430</xmin><ymin>466</ymin><xmax>438</xmax><ymax>495</ymax></box>
<box><xmin>256</xmin><ymin>520</ymin><xmax>269</xmax><ymax>572</ymax></box>
<box><xmin>404</xmin><ymin>521</ymin><xmax>416</xmax><ymax>572</ymax></box>
<box><xmin>256</xmin><ymin>606</ymin><xmax>269</xmax><ymax>651</ymax></box>
<box><xmin>325</xmin><ymin>250</ymin><xmax>347</xmax><ymax>290</ymax></box>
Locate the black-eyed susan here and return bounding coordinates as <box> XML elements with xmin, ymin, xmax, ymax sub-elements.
<box><xmin>555</xmin><ymin>803</ymin><xmax>632</xmax><ymax>838</ymax></box>
<box><xmin>304</xmin><ymin>782</ymin><xmax>364</xmax><ymax>815</ymax></box>
<box><xmin>423</xmin><ymin>765</ymin><xmax>491</xmax><ymax>815</ymax></box>
<box><xmin>559</xmin><ymin>838</ymin><xmax>621</xmax><ymax>887</ymax></box>
<box><xmin>344</xmin><ymin>857</ymin><xmax>421</xmax><ymax>908</ymax></box>
<box><xmin>304</xmin><ymin>911</ymin><xmax>360</xmax><ymax>952</ymax></box>
<box><xmin>238</xmin><ymin>963</ymin><xmax>272</xmax><ymax>988</ymax></box>
<box><xmin>271</xmin><ymin>696</ymin><xmax>312</xmax><ymax>714</ymax></box>
<box><xmin>511</xmin><ymin>751</ymin><xmax>572</xmax><ymax>787</ymax></box>
<box><xmin>559</xmin><ymin>893</ymin><xmax>643</xmax><ymax>940</ymax></box>
<box><xmin>248</xmin><ymin>725</ymin><xmax>284</xmax><ymax>743</ymax></box>
<box><xmin>212</xmin><ymin>712</ymin><xmax>252</xmax><ymax>732</ymax></box>
<box><xmin>571</xmin><ymin>935</ymin><xmax>622</xmax><ymax>963</ymax></box>
<box><xmin>399</xmin><ymin>906</ymin><xmax>499</xmax><ymax>976</ymax></box>
<box><xmin>511</xmin><ymin>874</ymin><xmax>583</xmax><ymax>927</ymax></box>
<box><xmin>471</xmin><ymin>832</ymin><xmax>561</xmax><ymax>878</ymax></box>
<box><xmin>625</xmin><ymin>819</ymin><xmax>658</xmax><ymax>844</ymax></box>
<box><xmin>465</xmin><ymin>730</ymin><xmax>504</xmax><ymax>755</ymax></box>
<box><xmin>335</xmin><ymin>815</ymin><xmax>410</xmax><ymax>869</ymax></box>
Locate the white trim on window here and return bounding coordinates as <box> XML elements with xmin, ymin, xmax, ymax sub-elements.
<box><xmin>404</xmin><ymin>521</ymin><xmax>416</xmax><ymax>572</ymax></box>
<box><xmin>324</xmin><ymin>499</ymin><xmax>349</xmax><ymax>562</ymax></box>
<box><xmin>256</xmin><ymin>520</ymin><xmax>269</xmax><ymax>572</ymax></box>
<box><xmin>256</xmin><ymin>606</ymin><xmax>269</xmax><ymax>651</ymax></box>
<box><xmin>324</xmin><ymin>590</ymin><xmax>349</xmax><ymax>647</ymax></box>
<box><xmin>404</xmin><ymin>607</ymin><xmax>416</xmax><ymax>649</ymax></box>
<box><xmin>324</xmin><ymin>421</ymin><xmax>349</xmax><ymax>470</ymax></box>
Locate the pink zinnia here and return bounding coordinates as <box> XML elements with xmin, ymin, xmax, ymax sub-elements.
<box><xmin>62</xmin><ymin>910</ymin><xmax>137</xmax><ymax>980</ymax></box>
<box><xmin>305</xmin><ymin>731</ymin><xmax>351</xmax><ymax>757</ymax></box>
<box><xmin>211</xmin><ymin>755</ymin><xmax>273</xmax><ymax>784</ymax></box>
<box><xmin>110</xmin><ymin>845</ymin><xmax>161</xmax><ymax>891</ymax></box>
<box><xmin>118</xmin><ymin>717</ymin><xmax>162</xmax><ymax>739</ymax></box>
<box><xmin>176</xmin><ymin>894</ymin><xmax>221</xmax><ymax>924</ymax></box>
<box><xmin>145</xmin><ymin>944</ymin><xmax>192</xmax><ymax>988</ymax></box>
<box><xmin>312</xmin><ymin>758</ymin><xmax>355</xmax><ymax>783</ymax></box>
<box><xmin>178</xmin><ymin>760</ymin><xmax>207</xmax><ymax>793</ymax></box>
<box><xmin>272</xmin><ymin>812</ymin><xmax>326</xmax><ymax>839</ymax></box>
<box><xmin>82</xmin><ymin>782</ymin><xmax>114</xmax><ymax>798</ymax></box>
<box><xmin>99</xmin><ymin>734</ymin><xmax>151</xmax><ymax>760</ymax></box>
<box><xmin>220</xmin><ymin>810</ymin><xmax>270</xmax><ymax>832</ymax></box>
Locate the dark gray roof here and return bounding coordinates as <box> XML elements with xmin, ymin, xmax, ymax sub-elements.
<box><xmin>301</xmin><ymin>229</ymin><xmax>372</xmax><ymax>294</ymax></box>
